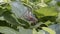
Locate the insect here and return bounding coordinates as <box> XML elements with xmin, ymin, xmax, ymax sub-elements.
<box><xmin>23</xmin><ymin>10</ymin><xmax>38</xmax><ymax>26</ymax></box>
<box><xmin>10</xmin><ymin>0</ymin><xmax>38</xmax><ymax>24</ymax></box>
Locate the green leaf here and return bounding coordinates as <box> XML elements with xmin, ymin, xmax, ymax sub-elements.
<box><xmin>0</xmin><ymin>26</ymin><xmax>20</xmax><ymax>34</ymax></box>
<box><xmin>4</xmin><ymin>0</ymin><xmax>11</xmax><ymax>3</ymax></box>
<box><xmin>56</xmin><ymin>12</ymin><xmax>60</xmax><ymax>23</ymax></box>
<box><xmin>44</xmin><ymin>0</ymin><xmax>52</xmax><ymax>3</ymax></box>
<box><xmin>42</xmin><ymin>27</ymin><xmax>56</xmax><ymax>34</ymax></box>
<box><xmin>0</xmin><ymin>16</ymin><xmax>5</xmax><ymax>20</ymax></box>
<box><xmin>18</xmin><ymin>19</ymin><xmax>30</xmax><ymax>29</ymax></box>
<box><xmin>39</xmin><ymin>16</ymin><xmax>56</xmax><ymax>22</ymax></box>
<box><xmin>0</xmin><ymin>20</ymin><xmax>10</xmax><ymax>26</ymax></box>
<box><xmin>0</xmin><ymin>8</ymin><xmax>6</xmax><ymax>16</ymax></box>
<box><xmin>10</xmin><ymin>1</ymin><xmax>29</xmax><ymax>18</ymax></box>
<box><xmin>33</xmin><ymin>28</ymin><xmax>45</xmax><ymax>34</ymax></box>
<box><xmin>34</xmin><ymin>7</ymin><xmax>58</xmax><ymax>18</ymax></box>
<box><xmin>57</xmin><ymin>1</ymin><xmax>60</xmax><ymax>6</ymax></box>
<box><xmin>18</xmin><ymin>26</ymin><xmax>46</xmax><ymax>34</ymax></box>
<box><xmin>44</xmin><ymin>21</ymin><xmax>52</xmax><ymax>26</ymax></box>
<box><xmin>30</xmin><ymin>0</ymin><xmax>39</xmax><ymax>2</ymax></box>
<box><xmin>2</xmin><ymin>11</ymin><xmax>20</xmax><ymax>26</ymax></box>
<box><xmin>0</xmin><ymin>3</ymin><xmax>11</xmax><ymax>16</ymax></box>
<box><xmin>18</xmin><ymin>26</ymin><xmax>32</xmax><ymax>34</ymax></box>
<box><xmin>0</xmin><ymin>20</ymin><xmax>19</xmax><ymax>31</ymax></box>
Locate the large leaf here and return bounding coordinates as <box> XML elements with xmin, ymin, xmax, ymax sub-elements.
<box><xmin>18</xmin><ymin>26</ymin><xmax>32</xmax><ymax>34</ymax></box>
<box><xmin>0</xmin><ymin>26</ymin><xmax>20</xmax><ymax>34</ymax></box>
<box><xmin>10</xmin><ymin>0</ymin><xmax>28</xmax><ymax>18</ymax></box>
<box><xmin>33</xmin><ymin>7</ymin><xmax>58</xmax><ymax>18</ymax></box>
<box><xmin>18</xmin><ymin>26</ymin><xmax>45</xmax><ymax>34</ymax></box>
<box><xmin>2</xmin><ymin>11</ymin><xmax>20</xmax><ymax>26</ymax></box>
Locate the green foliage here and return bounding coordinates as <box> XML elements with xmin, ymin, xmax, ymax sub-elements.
<box><xmin>33</xmin><ymin>7</ymin><xmax>58</xmax><ymax>18</ymax></box>
<box><xmin>57</xmin><ymin>1</ymin><xmax>60</xmax><ymax>6</ymax></box>
<box><xmin>2</xmin><ymin>11</ymin><xmax>20</xmax><ymax>26</ymax></box>
<box><xmin>44</xmin><ymin>0</ymin><xmax>52</xmax><ymax>3</ymax></box>
<box><xmin>0</xmin><ymin>26</ymin><xmax>20</xmax><ymax>34</ymax></box>
<box><xmin>0</xmin><ymin>0</ymin><xmax>60</xmax><ymax>34</ymax></box>
<box><xmin>0</xmin><ymin>3</ymin><xmax>11</xmax><ymax>16</ymax></box>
